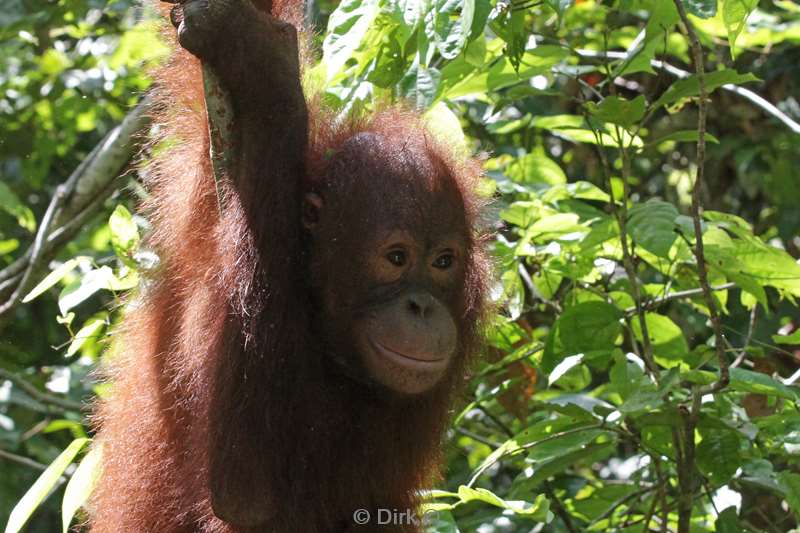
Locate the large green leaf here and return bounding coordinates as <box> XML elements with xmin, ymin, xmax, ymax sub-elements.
<box><xmin>628</xmin><ymin>200</ymin><xmax>679</xmax><ymax>258</ymax></box>
<box><xmin>505</xmin><ymin>152</ymin><xmax>567</xmax><ymax>185</ymax></box>
<box><xmin>631</xmin><ymin>313</ymin><xmax>689</xmax><ymax>363</ymax></box>
<box><xmin>323</xmin><ymin>0</ymin><xmax>380</xmax><ymax>81</ymax></box>
<box><xmin>696</xmin><ymin>429</ymin><xmax>741</xmax><ymax>485</ymax></box>
<box><xmin>729</xmin><ymin>367</ymin><xmax>798</xmax><ymax>400</ymax></box>
<box><xmin>542</xmin><ymin>301</ymin><xmax>622</xmax><ymax>373</ymax></box>
<box><xmin>23</xmin><ymin>258</ymin><xmax>85</xmax><ymax>304</ymax></box>
<box><xmin>653</xmin><ymin>69</ymin><xmax>760</xmax><ymax>109</ymax></box>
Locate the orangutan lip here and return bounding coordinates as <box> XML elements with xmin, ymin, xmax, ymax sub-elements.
<box><xmin>372</xmin><ymin>340</ymin><xmax>447</xmax><ymax>366</ymax></box>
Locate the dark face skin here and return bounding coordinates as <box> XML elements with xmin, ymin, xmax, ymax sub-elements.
<box><xmin>304</xmin><ymin>145</ymin><xmax>470</xmax><ymax>395</ymax></box>
<box><xmin>352</xmin><ymin>227</ymin><xmax>464</xmax><ymax>394</ymax></box>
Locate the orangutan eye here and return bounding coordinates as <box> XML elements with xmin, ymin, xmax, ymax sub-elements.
<box><xmin>432</xmin><ymin>253</ymin><xmax>454</xmax><ymax>269</ymax></box>
<box><xmin>387</xmin><ymin>250</ymin><xmax>407</xmax><ymax>267</ymax></box>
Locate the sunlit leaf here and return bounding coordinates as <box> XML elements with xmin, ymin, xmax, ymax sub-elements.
<box><xmin>631</xmin><ymin>313</ymin><xmax>689</xmax><ymax>363</ymax></box>
<box><xmin>62</xmin><ymin>445</ymin><xmax>102</xmax><ymax>533</ymax></box>
<box><xmin>109</xmin><ymin>205</ymin><xmax>140</xmax><ymax>266</ymax></box>
<box><xmin>58</xmin><ymin>267</ymin><xmax>117</xmax><ymax>316</ymax></box>
<box><xmin>5</xmin><ymin>438</ymin><xmax>89</xmax><ymax>533</ymax></box>
<box><xmin>23</xmin><ymin>258</ymin><xmax>86</xmax><ymax>303</ymax></box>
<box><xmin>66</xmin><ymin>314</ymin><xmax>108</xmax><ymax>357</ymax></box>
<box><xmin>722</xmin><ymin>0</ymin><xmax>758</xmax><ymax>55</ymax></box>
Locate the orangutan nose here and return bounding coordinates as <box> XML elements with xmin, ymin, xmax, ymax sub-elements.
<box><xmin>407</xmin><ymin>292</ymin><xmax>437</xmax><ymax>319</ymax></box>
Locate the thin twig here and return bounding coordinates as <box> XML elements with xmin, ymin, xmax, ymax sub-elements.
<box><xmin>0</xmin><ymin>448</ymin><xmax>49</xmax><ymax>472</ymax></box>
<box><xmin>475</xmin><ymin>404</ymin><xmax>514</xmax><ymax>438</ymax></box>
<box><xmin>575</xmin><ymin>49</ymin><xmax>800</xmax><ymax>135</ymax></box>
<box><xmin>731</xmin><ymin>305</ymin><xmax>758</xmax><ymax>369</ymax></box>
<box><xmin>467</xmin><ymin>423</ymin><xmax>605</xmax><ymax>487</ymax></box>
<box><xmin>0</xmin><ymin>368</ymin><xmax>84</xmax><ymax>412</ymax></box>
<box><xmin>624</xmin><ymin>282</ymin><xmax>737</xmax><ymax>317</ymax></box>
<box><xmin>455</xmin><ymin>428</ymin><xmax>502</xmax><ymax>448</ymax></box>
<box><xmin>672</xmin><ymin>0</ymin><xmax>730</xmax><ymax>399</ymax></box>
<box><xmin>544</xmin><ymin>480</ymin><xmax>579</xmax><ymax>533</ymax></box>
<box><xmin>586</xmin><ymin>481</ymin><xmax>659</xmax><ymax>529</ymax></box>
<box><xmin>0</xmin><ymin>97</ymin><xmax>150</xmax><ymax>320</ymax></box>
<box><xmin>0</xmin><ymin>183</ymin><xmax>68</xmax><ymax>316</ymax></box>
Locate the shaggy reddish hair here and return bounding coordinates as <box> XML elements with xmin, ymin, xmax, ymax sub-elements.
<box><xmin>88</xmin><ymin>2</ymin><xmax>490</xmax><ymax>531</ymax></box>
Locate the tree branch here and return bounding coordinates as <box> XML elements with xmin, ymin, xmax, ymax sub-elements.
<box><xmin>0</xmin><ymin>448</ymin><xmax>49</xmax><ymax>472</ymax></box>
<box><xmin>0</xmin><ymin>368</ymin><xmax>84</xmax><ymax>412</ymax></box>
<box><xmin>575</xmin><ymin>49</ymin><xmax>800</xmax><ymax>135</ymax></box>
<box><xmin>623</xmin><ymin>282</ymin><xmax>736</xmax><ymax>317</ymax></box>
<box><xmin>672</xmin><ymin>1</ymin><xmax>729</xmax><ymax>396</ymax></box>
<box><xmin>0</xmin><ymin>97</ymin><xmax>151</xmax><ymax>321</ymax></box>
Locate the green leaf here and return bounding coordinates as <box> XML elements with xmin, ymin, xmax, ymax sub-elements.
<box><xmin>66</xmin><ymin>314</ymin><xmax>108</xmax><ymax>358</ymax></box>
<box><xmin>424</xmin><ymin>102</ymin><xmax>467</xmax><ymax>156</ymax></box>
<box><xmin>506</xmin><ymin>152</ymin><xmax>567</xmax><ymax>185</ymax></box>
<box><xmin>714</xmin><ymin>506</ymin><xmax>742</xmax><ymax>533</ymax></box>
<box><xmin>706</xmin><ymin>235</ymin><xmax>800</xmax><ymax>298</ymax></box>
<box><xmin>513</xmin><ymin>441</ymin><xmax>615</xmax><ymax>491</ymax></box>
<box><xmin>696</xmin><ymin>430</ymin><xmax>740</xmax><ymax>484</ymax></box>
<box><xmin>649</xmin><ymin>130</ymin><xmax>720</xmax><ymax>145</ymax></box>
<box><xmin>585</xmin><ymin>95</ymin><xmax>646</xmax><ymax>129</ymax></box>
<box><xmin>610</xmin><ymin>353</ymin><xmax>645</xmax><ymax>401</ymax></box>
<box><xmin>773</xmin><ymin>330</ymin><xmax>800</xmax><ymax>345</ymax></box>
<box><xmin>653</xmin><ymin>69</ymin><xmax>759</xmax><ymax>109</ymax></box>
<box><xmin>457</xmin><ymin>486</ymin><xmax>551</xmax><ymax>520</ymax></box>
<box><xmin>530</xmin><ymin>115</ymin><xmax>643</xmax><ymax>148</ymax></box>
<box><xmin>549</xmin><ymin>354</ymin><xmax>584</xmax><ymax>386</ymax></box>
<box><xmin>631</xmin><ymin>313</ymin><xmax>689</xmax><ymax>363</ymax></box>
<box><xmin>425</xmin><ymin>0</ymin><xmax>475</xmax><ymax>60</ymax></box>
<box><xmin>729</xmin><ymin>367</ymin><xmax>798</xmax><ymax>400</ymax></box>
<box><xmin>542</xmin><ymin>302</ymin><xmax>622</xmax><ymax>373</ymax></box>
<box><xmin>722</xmin><ymin>0</ymin><xmax>757</xmax><ymax>55</ymax></box>
<box><xmin>58</xmin><ymin>267</ymin><xmax>117</xmax><ymax>316</ymax></box>
<box><xmin>778</xmin><ymin>471</ymin><xmax>800</xmax><ymax>519</ymax></box>
<box><xmin>5</xmin><ymin>438</ymin><xmax>90</xmax><ymax>533</ymax></box>
<box><xmin>23</xmin><ymin>258</ymin><xmax>84</xmax><ymax>303</ymax></box>
<box><xmin>628</xmin><ymin>200</ymin><xmax>679</xmax><ymax>258</ymax></box>
<box><xmin>323</xmin><ymin>0</ymin><xmax>380</xmax><ymax>81</ymax></box>
<box><xmin>62</xmin><ymin>445</ymin><xmax>102</xmax><ymax>533</ymax></box>
<box><xmin>109</xmin><ymin>205</ymin><xmax>140</xmax><ymax>265</ymax></box>
<box><xmin>682</xmin><ymin>0</ymin><xmax>717</xmax><ymax>18</ymax></box>
<box><xmin>0</xmin><ymin>182</ymin><xmax>36</xmax><ymax>232</ymax></box>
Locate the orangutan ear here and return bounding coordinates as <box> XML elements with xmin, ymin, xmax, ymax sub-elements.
<box><xmin>302</xmin><ymin>192</ymin><xmax>323</xmax><ymax>231</ymax></box>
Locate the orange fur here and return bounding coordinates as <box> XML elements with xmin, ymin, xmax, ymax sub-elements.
<box><xmin>88</xmin><ymin>3</ymin><xmax>490</xmax><ymax>531</ymax></box>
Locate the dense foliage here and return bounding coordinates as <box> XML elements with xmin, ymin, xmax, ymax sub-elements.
<box><xmin>1</xmin><ymin>0</ymin><xmax>799</xmax><ymax>531</ymax></box>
